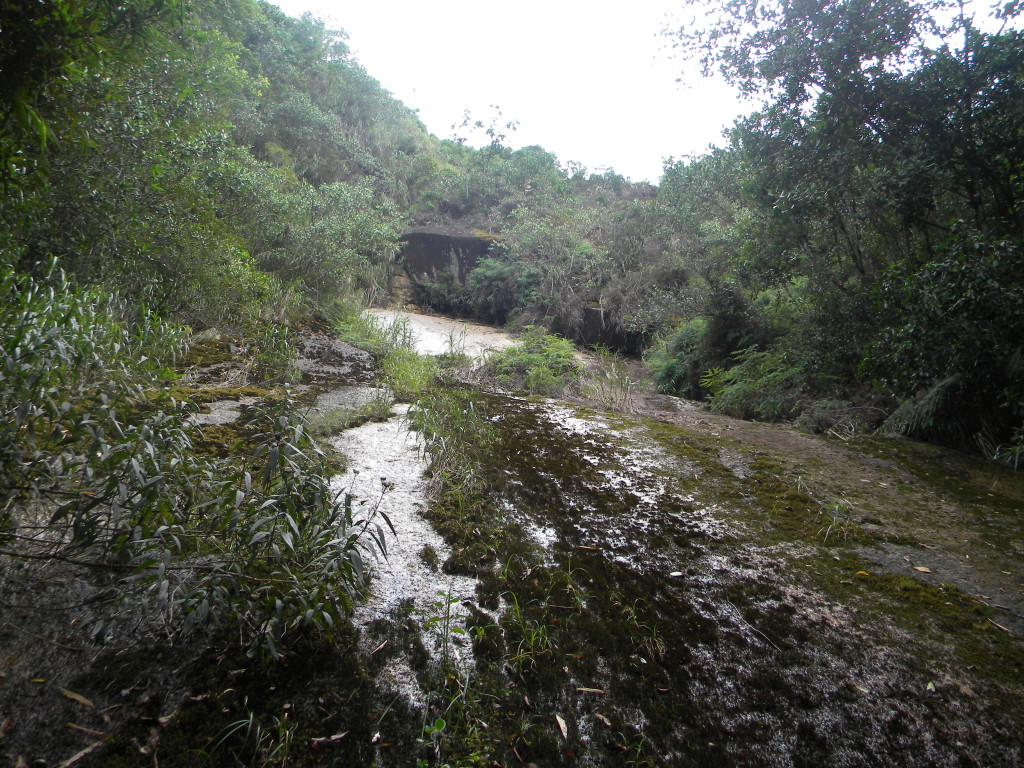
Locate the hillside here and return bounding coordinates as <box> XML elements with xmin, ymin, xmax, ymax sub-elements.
<box><xmin>1</xmin><ymin>0</ymin><xmax>1022</xmax><ymax>765</ymax></box>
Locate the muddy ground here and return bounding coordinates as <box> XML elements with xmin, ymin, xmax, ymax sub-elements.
<box><xmin>0</xmin><ymin>315</ymin><xmax>1022</xmax><ymax>767</ymax></box>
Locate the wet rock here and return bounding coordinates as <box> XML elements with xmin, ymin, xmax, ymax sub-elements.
<box><xmin>295</xmin><ymin>331</ymin><xmax>373</xmax><ymax>385</ymax></box>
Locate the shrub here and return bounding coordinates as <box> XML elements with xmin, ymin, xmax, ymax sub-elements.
<box><xmin>1</xmin><ymin>261</ymin><xmax>382</xmax><ymax>658</ymax></box>
<box><xmin>249</xmin><ymin>322</ymin><xmax>298</xmax><ymax>384</ymax></box>
<box><xmin>866</xmin><ymin>233</ymin><xmax>1024</xmax><ymax>449</ymax></box>
<box><xmin>483</xmin><ymin>326</ymin><xmax>582</xmax><ymax>395</ymax></box>
<box><xmin>650</xmin><ymin>316</ymin><xmax>711</xmax><ymax>398</ymax></box>
<box><xmin>466</xmin><ymin>256</ymin><xmax>542</xmax><ymax>325</ymax></box>
<box><xmin>650</xmin><ymin>286</ymin><xmax>772</xmax><ymax>399</ymax></box>
<box><xmin>702</xmin><ymin>346</ymin><xmax>807</xmax><ymax>421</ymax></box>
<box><xmin>411</xmin><ymin>267</ymin><xmax>473</xmax><ymax>317</ymax></box>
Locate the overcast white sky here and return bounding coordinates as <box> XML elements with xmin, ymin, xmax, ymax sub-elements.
<box><xmin>268</xmin><ymin>1</ymin><xmax>752</xmax><ymax>183</ymax></box>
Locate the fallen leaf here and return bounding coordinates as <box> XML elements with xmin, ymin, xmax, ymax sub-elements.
<box><xmin>575</xmin><ymin>687</ymin><xmax>605</xmax><ymax>695</ymax></box>
<box><xmin>988</xmin><ymin>618</ymin><xmax>1013</xmax><ymax>635</ymax></box>
<box><xmin>65</xmin><ymin>723</ymin><xmax>110</xmax><ymax>739</ymax></box>
<box><xmin>913</xmin><ymin>566</ymin><xmax>932</xmax><ymax>574</ymax></box>
<box><xmin>555</xmin><ymin>714</ymin><xmax>568</xmax><ymax>739</ymax></box>
<box><xmin>856</xmin><ymin>571</ymin><xmax>869</xmax><ymax>576</ymax></box>
<box><xmin>61</xmin><ymin>689</ymin><xmax>95</xmax><ymax>709</ymax></box>
<box><xmin>370</xmin><ymin>731</ymin><xmax>381</xmax><ymax>744</ymax></box>
<box><xmin>0</xmin><ymin>717</ymin><xmax>12</xmax><ymax>738</ymax></box>
<box><xmin>594</xmin><ymin>713</ymin><xmax>612</xmax><ymax>728</ymax></box>
<box><xmin>926</xmin><ymin>681</ymin><xmax>937</xmax><ymax>692</ymax></box>
<box><xmin>158</xmin><ymin>710</ymin><xmax>178</xmax><ymax>726</ymax></box>
<box><xmin>311</xmin><ymin>732</ymin><xmax>348</xmax><ymax>746</ymax></box>
<box><xmin>855</xmin><ymin>685</ymin><xmax>870</xmax><ymax>694</ymax></box>
<box><xmin>669</xmin><ymin>571</ymin><xmax>683</xmax><ymax>578</ymax></box>
<box><xmin>56</xmin><ymin>742</ymin><xmax>102</xmax><ymax>768</ymax></box>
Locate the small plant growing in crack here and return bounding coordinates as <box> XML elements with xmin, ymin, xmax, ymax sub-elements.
<box><xmin>817</xmin><ymin>499</ymin><xmax>856</xmax><ymax>541</ymax></box>
<box><xmin>421</xmin><ymin>589</ymin><xmax>466</xmax><ymax>669</ymax></box>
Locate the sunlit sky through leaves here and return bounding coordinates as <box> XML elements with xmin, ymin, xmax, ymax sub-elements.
<box><xmin>269</xmin><ymin>0</ymin><xmax>752</xmax><ymax>183</ymax></box>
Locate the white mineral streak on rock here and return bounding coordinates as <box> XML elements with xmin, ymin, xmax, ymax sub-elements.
<box><xmin>326</xmin><ymin>313</ymin><xmax>517</xmax><ymax>704</ymax></box>
<box><xmin>367</xmin><ymin>308</ymin><xmax>517</xmax><ymax>358</ymax></box>
<box><xmin>331</xmin><ymin>405</ymin><xmax>476</xmax><ymax>705</ymax></box>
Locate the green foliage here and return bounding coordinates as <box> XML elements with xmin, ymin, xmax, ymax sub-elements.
<box><xmin>382</xmin><ymin>348</ymin><xmax>438</xmax><ymax>402</ymax></box>
<box><xmin>466</xmin><ymin>256</ymin><xmax>542</xmax><ymax>326</ymax></box>
<box><xmin>651</xmin><ymin>285</ymin><xmax>772</xmax><ymax>399</ymax></box>
<box><xmin>249</xmin><ymin>322</ymin><xmax>297</xmax><ymax>384</ymax></box>
<box><xmin>0</xmin><ymin>261</ymin><xmax>183</xmax><ymax>511</ymax></box>
<box><xmin>868</xmin><ymin>234</ymin><xmax>1024</xmax><ymax>446</ymax></box>
<box><xmin>672</xmin><ymin>0</ymin><xmax>936</xmax><ymax>104</ymax></box>
<box><xmin>702</xmin><ymin>346</ymin><xmax>808</xmax><ymax>421</ymax></box>
<box><xmin>0</xmin><ymin>0</ymin><xmax>182</xmax><ymax>166</ymax></box>
<box><xmin>483</xmin><ymin>327</ymin><xmax>582</xmax><ymax>396</ymax></box>
<box><xmin>334</xmin><ymin>309</ymin><xmax>413</xmax><ymax>359</ymax></box>
<box><xmin>411</xmin><ymin>267</ymin><xmax>473</xmax><ymax>318</ymax></box>
<box><xmin>654</xmin><ymin>3</ymin><xmax>1024</xmax><ymax>454</ymax></box>
<box><xmin>0</xmin><ymin>0</ymin><xmax>410</xmax><ymax>331</ymax></box>
<box><xmin>650</xmin><ymin>317</ymin><xmax>711</xmax><ymax>399</ymax></box>
<box><xmin>408</xmin><ymin>387</ymin><xmax>494</xmax><ymax>518</ymax></box>
<box><xmin>994</xmin><ymin>428</ymin><xmax>1024</xmax><ymax>471</ymax></box>
<box><xmin>0</xmin><ymin>264</ymin><xmax>382</xmax><ymax>657</ymax></box>
<box><xmin>584</xmin><ymin>345</ymin><xmax>638</xmax><ymax>410</ymax></box>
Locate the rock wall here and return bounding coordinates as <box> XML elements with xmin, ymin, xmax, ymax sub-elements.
<box><xmin>389</xmin><ymin>226</ymin><xmax>649</xmax><ymax>353</ymax></box>
<box><xmin>390</xmin><ymin>226</ymin><xmax>494</xmax><ymax>305</ymax></box>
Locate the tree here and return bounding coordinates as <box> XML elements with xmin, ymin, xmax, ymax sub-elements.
<box><xmin>0</xmin><ymin>0</ymin><xmax>181</xmax><ymax>171</ymax></box>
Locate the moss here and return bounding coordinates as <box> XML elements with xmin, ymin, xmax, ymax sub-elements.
<box><xmin>190</xmin><ymin>422</ymin><xmax>249</xmax><ymax>459</ymax></box>
<box><xmin>858</xmin><ymin>571</ymin><xmax>1023</xmax><ymax>687</ymax></box>
<box><xmin>419</xmin><ymin>544</ymin><xmax>439</xmax><ymax>571</ymax></box>
<box><xmin>165</xmin><ymin>384</ymin><xmax>273</xmax><ymax>405</ymax></box>
<box><xmin>385</xmin><ymin>380</ymin><xmax>1024</xmax><ymax>765</ymax></box>
<box><xmin>850</xmin><ymin>436</ymin><xmax>1024</xmax><ymax>512</ymax></box>
<box><xmin>180</xmin><ymin>338</ymin><xmax>238</xmax><ymax>369</ymax></box>
<box><xmin>90</xmin><ymin>628</ymin><xmax>424</xmax><ymax>768</ymax></box>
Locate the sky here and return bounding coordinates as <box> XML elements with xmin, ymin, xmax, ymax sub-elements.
<box><xmin>268</xmin><ymin>1</ymin><xmax>754</xmax><ymax>183</ymax></box>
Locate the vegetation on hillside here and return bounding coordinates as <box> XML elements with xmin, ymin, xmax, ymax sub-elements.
<box><xmin>1</xmin><ymin>0</ymin><xmax>1023</xmax><ymax>763</ymax></box>
<box><xmin>0</xmin><ymin>0</ymin><xmax>1021</xmax><ymax>626</ymax></box>
<box><xmin>649</xmin><ymin>0</ymin><xmax>1024</xmax><ymax>460</ymax></box>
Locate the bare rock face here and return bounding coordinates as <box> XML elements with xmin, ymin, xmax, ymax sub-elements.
<box><xmin>295</xmin><ymin>330</ymin><xmax>374</xmax><ymax>385</ymax></box>
<box><xmin>390</xmin><ymin>226</ymin><xmax>495</xmax><ymax>303</ymax></box>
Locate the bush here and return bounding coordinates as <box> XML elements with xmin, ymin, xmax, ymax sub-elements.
<box><xmin>0</xmin><ymin>262</ymin><xmax>382</xmax><ymax>658</ymax></box>
<box><xmin>466</xmin><ymin>256</ymin><xmax>542</xmax><ymax>325</ymax></box>
<box><xmin>702</xmin><ymin>346</ymin><xmax>807</xmax><ymax>421</ymax></box>
<box><xmin>651</xmin><ymin>286</ymin><xmax>772</xmax><ymax>399</ymax></box>
<box><xmin>866</xmin><ymin>233</ymin><xmax>1024</xmax><ymax>449</ymax></box>
<box><xmin>650</xmin><ymin>316</ymin><xmax>711</xmax><ymax>398</ymax></box>
<box><xmin>411</xmin><ymin>267</ymin><xmax>473</xmax><ymax>317</ymax></box>
<box><xmin>483</xmin><ymin>326</ymin><xmax>582</xmax><ymax>396</ymax></box>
